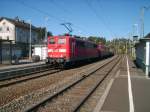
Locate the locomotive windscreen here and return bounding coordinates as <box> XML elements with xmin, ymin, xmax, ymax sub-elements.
<box><xmin>58</xmin><ymin>38</ymin><xmax>66</xmax><ymax>44</ymax></box>
<box><xmin>49</xmin><ymin>38</ymin><xmax>55</xmax><ymax>44</ymax></box>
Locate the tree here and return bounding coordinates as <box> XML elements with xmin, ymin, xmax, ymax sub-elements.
<box><xmin>37</xmin><ymin>27</ymin><xmax>53</xmax><ymax>40</ymax></box>
<box><xmin>37</xmin><ymin>27</ymin><xmax>45</xmax><ymax>40</ymax></box>
<box><xmin>97</xmin><ymin>37</ymin><xmax>106</xmax><ymax>44</ymax></box>
<box><xmin>106</xmin><ymin>38</ymin><xmax>132</xmax><ymax>54</ymax></box>
<box><xmin>88</xmin><ymin>36</ymin><xmax>97</xmax><ymax>42</ymax></box>
<box><xmin>47</xmin><ymin>31</ymin><xmax>53</xmax><ymax>36</ymax></box>
<box><xmin>88</xmin><ymin>36</ymin><xmax>106</xmax><ymax>44</ymax></box>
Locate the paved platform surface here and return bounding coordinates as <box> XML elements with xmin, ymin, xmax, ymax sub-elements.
<box><xmin>94</xmin><ymin>56</ymin><xmax>150</xmax><ymax>112</ymax></box>
<box><xmin>0</xmin><ymin>61</ymin><xmax>45</xmax><ymax>72</ymax></box>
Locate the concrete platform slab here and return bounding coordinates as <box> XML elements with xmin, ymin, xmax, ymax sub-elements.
<box><xmin>132</xmin><ymin>78</ymin><xmax>150</xmax><ymax>112</ymax></box>
<box><xmin>101</xmin><ymin>77</ymin><xmax>129</xmax><ymax>112</ymax></box>
<box><xmin>94</xmin><ymin>56</ymin><xmax>150</xmax><ymax>112</ymax></box>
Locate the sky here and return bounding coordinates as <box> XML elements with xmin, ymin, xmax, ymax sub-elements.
<box><xmin>1</xmin><ymin>0</ymin><xmax>150</xmax><ymax>40</ymax></box>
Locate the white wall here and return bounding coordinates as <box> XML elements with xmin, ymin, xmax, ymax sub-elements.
<box><xmin>0</xmin><ymin>19</ymin><xmax>15</xmax><ymax>41</ymax></box>
<box><xmin>33</xmin><ymin>46</ymin><xmax>47</xmax><ymax>60</ymax></box>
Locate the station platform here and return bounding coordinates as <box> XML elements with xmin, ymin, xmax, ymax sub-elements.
<box><xmin>0</xmin><ymin>60</ymin><xmax>45</xmax><ymax>72</ymax></box>
<box><xmin>94</xmin><ymin>57</ymin><xmax>150</xmax><ymax>112</ymax></box>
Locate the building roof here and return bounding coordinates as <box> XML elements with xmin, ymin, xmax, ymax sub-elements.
<box><xmin>0</xmin><ymin>17</ymin><xmax>38</xmax><ymax>31</ymax></box>
<box><xmin>135</xmin><ymin>37</ymin><xmax>150</xmax><ymax>47</ymax></box>
<box><xmin>145</xmin><ymin>33</ymin><xmax>150</xmax><ymax>38</ymax></box>
<box><xmin>135</xmin><ymin>33</ymin><xmax>150</xmax><ymax>47</ymax></box>
<box><xmin>140</xmin><ymin>38</ymin><xmax>150</xmax><ymax>41</ymax></box>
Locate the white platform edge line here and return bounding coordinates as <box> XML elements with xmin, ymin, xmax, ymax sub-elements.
<box><xmin>93</xmin><ymin>70</ymin><xmax>120</xmax><ymax>112</ymax></box>
<box><xmin>126</xmin><ymin>56</ymin><xmax>135</xmax><ymax>112</ymax></box>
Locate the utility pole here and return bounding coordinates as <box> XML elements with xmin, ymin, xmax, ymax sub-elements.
<box><xmin>140</xmin><ymin>6</ymin><xmax>150</xmax><ymax>38</ymax></box>
<box><xmin>44</xmin><ymin>17</ymin><xmax>49</xmax><ymax>60</ymax></box>
<box><xmin>45</xmin><ymin>17</ymin><xmax>49</xmax><ymax>43</ymax></box>
<box><xmin>126</xmin><ymin>40</ymin><xmax>128</xmax><ymax>54</ymax></box>
<box><xmin>140</xmin><ymin>7</ymin><xmax>145</xmax><ymax>38</ymax></box>
<box><xmin>133</xmin><ymin>24</ymin><xmax>138</xmax><ymax>37</ymax></box>
<box><xmin>129</xmin><ymin>33</ymin><xmax>132</xmax><ymax>57</ymax></box>
<box><xmin>29</xmin><ymin>20</ymin><xmax>32</xmax><ymax>61</ymax></box>
<box><xmin>132</xmin><ymin>24</ymin><xmax>138</xmax><ymax>58</ymax></box>
<box><xmin>129</xmin><ymin>39</ymin><xmax>131</xmax><ymax>56</ymax></box>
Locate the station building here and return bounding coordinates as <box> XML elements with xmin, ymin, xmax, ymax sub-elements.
<box><xmin>135</xmin><ymin>33</ymin><xmax>150</xmax><ymax>76</ymax></box>
<box><xmin>0</xmin><ymin>17</ymin><xmax>39</xmax><ymax>64</ymax></box>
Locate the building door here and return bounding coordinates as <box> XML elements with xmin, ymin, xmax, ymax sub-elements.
<box><xmin>1</xmin><ymin>41</ymin><xmax>12</xmax><ymax>64</ymax></box>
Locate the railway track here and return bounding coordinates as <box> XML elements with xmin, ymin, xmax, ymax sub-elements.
<box><xmin>0</xmin><ymin>62</ymin><xmax>45</xmax><ymax>72</ymax></box>
<box><xmin>0</xmin><ymin>60</ymin><xmax>102</xmax><ymax>108</ymax></box>
<box><xmin>0</xmin><ymin>62</ymin><xmax>66</xmax><ymax>88</ymax></box>
<box><xmin>0</xmin><ymin>57</ymin><xmax>114</xmax><ymax>88</ymax></box>
<box><xmin>24</xmin><ymin>56</ymin><xmax>121</xmax><ymax>112</ymax></box>
<box><xmin>0</xmin><ymin>56</ymin><xmax>118</xmax><ymax>111</ymax></box>
<box><xmin>0</xmin><ymin>68</ymin><xmax>61</xmax><ymax>88</ymax></box>
<box><xmin>0</xmin><ymin>64</ymin><xmax>53</xmax><ymax>81</ymax></box>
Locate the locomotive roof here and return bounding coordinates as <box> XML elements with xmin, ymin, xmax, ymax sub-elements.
<box><xmin>49</xmin><ymin>35</ymin><xmax>97</xmax><ymax>45</ymax></box>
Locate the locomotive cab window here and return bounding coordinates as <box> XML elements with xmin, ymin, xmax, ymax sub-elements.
<box><xmin>58</xmin><ymin>38</ymin><xmax>66</xmax><ymax>44</ymax></box>
<box><xmin>49</xmin><ymin>38</ymin><xmax>55</xmax><ymax>44</ymax></box>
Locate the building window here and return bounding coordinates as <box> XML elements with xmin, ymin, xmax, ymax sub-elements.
<box><xmin>0</xmin><ymin>27</ymin><xmax>2</xmax><ymax>32</ymax></box>
<box><xmin>3</xmin><ymin>22</ymin><xmax>6</xmax><ymax>25</ymax></box>
<box><xmin>7</xmin><ymin>27</ymin><xmax>9</xmax><ymax>31</ymax></box>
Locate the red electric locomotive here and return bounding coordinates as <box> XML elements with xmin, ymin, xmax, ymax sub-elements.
<box><xmin>46</xmin><ymin>35</ymin><xmax>99</xmax><ymax>65</ymax></box>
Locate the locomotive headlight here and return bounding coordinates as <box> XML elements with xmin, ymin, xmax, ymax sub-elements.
<box><xmin>48</xmin><ymin>49</ymin><xmax>53</xmax><ymax>52</ymax></box>
<box><xmin>59</xmin><ymin>49</ymin><xmax>66</xmax><ymax>52</ymax></box>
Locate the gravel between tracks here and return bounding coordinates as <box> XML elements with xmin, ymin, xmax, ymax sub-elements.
<box><xmin>0</xmin><ymin>57</ymin><xmax>115</xmax><ymax>111</ymax></box>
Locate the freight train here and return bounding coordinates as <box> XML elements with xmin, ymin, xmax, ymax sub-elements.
<box><xmin>46</xmin><ymin>35</ymin><xmax>113</xmax><ymax>66</ymax></box>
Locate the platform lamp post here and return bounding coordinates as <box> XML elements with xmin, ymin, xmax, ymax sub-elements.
<box><xmin>141</xmin><ymin>6</ymin><xmax>150</xmax><ymax>77</ymax></box>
